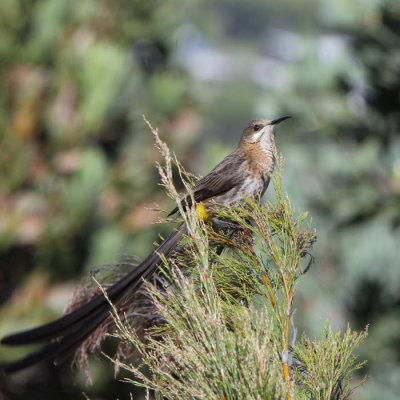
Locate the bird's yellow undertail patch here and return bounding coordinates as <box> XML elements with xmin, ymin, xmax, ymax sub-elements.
<box><xmin>196</xmin><ymin>203</ymin><xmax>210</xmax><ymax>221</ymax></box>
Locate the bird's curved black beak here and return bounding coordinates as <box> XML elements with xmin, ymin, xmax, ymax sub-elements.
<box><xmin>271</xmin><ymin>115</ymin><xmax>292</xmax><ymax>125</ymax></box>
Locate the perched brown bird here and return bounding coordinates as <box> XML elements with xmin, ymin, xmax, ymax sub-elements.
<box><xmin>0</xmin><ymin>116</ymin><xmax>291</xmax><ymax>373</ymax></box>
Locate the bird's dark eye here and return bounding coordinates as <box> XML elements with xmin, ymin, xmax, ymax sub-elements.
<box><xmin>253</xmin><ymin>124</ymin><xmax>262</xmax><ymax>131</ymax></box>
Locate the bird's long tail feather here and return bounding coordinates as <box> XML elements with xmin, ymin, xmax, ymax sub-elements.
<box><xmin>1</xmin><ymin>224</ymin><xmax>186</xmax><ymax>373</ymax></box>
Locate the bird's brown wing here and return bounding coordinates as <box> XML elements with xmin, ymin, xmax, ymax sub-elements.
<box><xmin>168</xmin><ymin>151</ymin><xmax>246</xmax><ymax>216</ymax></box>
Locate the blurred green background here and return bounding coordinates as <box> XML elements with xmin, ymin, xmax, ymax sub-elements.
<box><xmin>0</xmin><ymin>0</ymin><xmax>399</xmax><ymax>399</ymax></box>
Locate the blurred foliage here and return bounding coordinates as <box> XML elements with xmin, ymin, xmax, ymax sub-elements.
<box><xmin>0</xmin><ymin>0</ymin><xmax>399</xmax><ymax>399</ymax></box>
<box><xmin>0</xmin><ymin>0</ymin><xmax>200</xmax><ymax>286</ymax></box>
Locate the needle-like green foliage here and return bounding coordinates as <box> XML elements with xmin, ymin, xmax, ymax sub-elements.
<box><xmin>293</xmin><ymin>323</ymin><xmax>368</xmax><ymax>400</ymax></box>
<box><xmin>107</xmin><ymin>121</ymin><xmax>367</xmax><ymax>400</ymax></box>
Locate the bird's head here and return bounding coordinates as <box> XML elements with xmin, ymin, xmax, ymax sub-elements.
<box><xmin>239</xmin><ymin>116</ymin><xmax>291</xmax><ymax>148</ymax></box>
